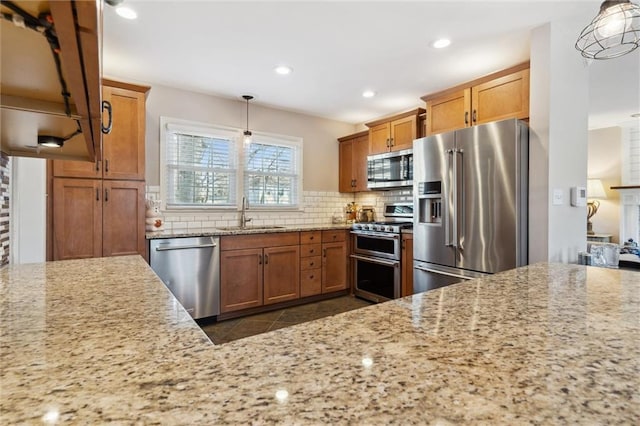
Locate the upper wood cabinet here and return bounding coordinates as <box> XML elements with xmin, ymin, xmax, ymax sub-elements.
<box><xmin>52</xmin><ymin>80</ymin><xmax>149</xmax><ymax>180</ymax></box>
<box><xmin>338</xmin><ymin>130</ymin><xmax>369</xmax><ymax>193</ymax></box>
<box><xmin>423</xmin><ymin>63</ymin><xmax>530</xmax><ymax>136</ymax></box>
<box><xmin>366</xmin><ymin>108</ymin><xmax>425</xmax><ymax>155</ymax></box>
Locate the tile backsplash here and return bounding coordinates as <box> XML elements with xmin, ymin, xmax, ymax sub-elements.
<box><xmin>145</xmin><ymin>185</ymin><xmax>413</xmax><ymax>231</ymax></box>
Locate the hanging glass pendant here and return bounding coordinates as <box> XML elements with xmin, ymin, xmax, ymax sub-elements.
<box><xmin>575</xmin><ymin>0</ymin><xmax>640</xmax><ymax>59</ymax></box>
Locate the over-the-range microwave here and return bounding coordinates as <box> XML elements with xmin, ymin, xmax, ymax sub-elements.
<box><xmin>367</xmin><ymin>148</ymin><xmax>413</xmax><ymax>190</ymax></box>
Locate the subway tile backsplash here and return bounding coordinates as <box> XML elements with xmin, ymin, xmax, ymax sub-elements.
<box><xmin>145</xmin><ymin>185</ymin><xmax>413</xmax><ymax>231</ymax></box>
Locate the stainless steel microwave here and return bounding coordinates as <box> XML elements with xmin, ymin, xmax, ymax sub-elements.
<box><xmin>367</xmin><ymin>148</ymin><xmax>413</xmax><ymax>190</ymax></box>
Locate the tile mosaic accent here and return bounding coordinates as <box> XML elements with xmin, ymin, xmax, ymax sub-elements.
<box><xmin>0</xmin><ymin>152</ymin><xmax>10</xmax><ymax>267</ymax></box>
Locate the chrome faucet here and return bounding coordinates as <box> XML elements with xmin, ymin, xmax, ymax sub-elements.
<box><xmin>240</xmin><ymin>196</ymin><xmax>252</xmax><ymax>228</ymax></box>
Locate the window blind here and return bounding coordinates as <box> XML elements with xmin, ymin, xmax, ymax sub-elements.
<box><xmin>244</xmin><ymin>140</ymin><xmax>300</xmax><ymax>206</ymax></box>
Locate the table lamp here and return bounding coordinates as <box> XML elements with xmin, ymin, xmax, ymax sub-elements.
<box><xmin>587</xmin><ymin>179</ymin><xmax>607</xmax><ymax>235</ymax></box>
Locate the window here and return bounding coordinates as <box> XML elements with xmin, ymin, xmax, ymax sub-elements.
<box><xmin>160</xmin><ymin>117</ymin><xmax>302</xmax><ymax>210</ymax></box>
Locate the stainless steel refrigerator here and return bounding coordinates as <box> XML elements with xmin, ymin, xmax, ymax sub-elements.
<box><xmin>413</xmin><ymin>118</ymin><xmax>528</xmax><ymax>292</ymax></box>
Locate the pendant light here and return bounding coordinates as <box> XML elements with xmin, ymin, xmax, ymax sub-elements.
<box><xmin>575</xmin><ymin>0</ymin><xmax>640</xmax><ymax>60</ymax></box>
<box><xmin>242</xmin><ymin>95</ymin><xmax>253</xmax><ymax>145</ymax></box>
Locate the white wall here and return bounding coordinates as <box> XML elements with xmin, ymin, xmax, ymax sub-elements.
<box><xmin>530</xmin><ymin>18</ymin><xmax>590</xmax><ymax>263</ymax></box>
<box><xmin>588</xmin><ymin>126</ymin><xmax>622</xmax><ymax>243</ymax></box>
<box><xmin>10</xmin><ymin>157</ymin><xmax>46</xmax><ymax>264</ymax></box>
<box><xmin>142</xmin><ymin>84</ymin><xmax>357</xmax><ymax>190</ymax></box>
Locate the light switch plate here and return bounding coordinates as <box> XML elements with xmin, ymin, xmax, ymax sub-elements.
<box><xmin>553</xmin><ymin>189</ymin><xmax>564</xmax><ymax>206</ymax></box>
<box><xmin>552</xmin><ymin>189</ymin><xmax>563</xmax><ymax>205</ymax></box>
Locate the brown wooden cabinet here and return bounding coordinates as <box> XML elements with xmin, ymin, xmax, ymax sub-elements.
<box><xmin>423</xmin><ymin>63</ymin><xmax>529</xmax><ymax>136</ymax></box>
<box><xmin>401</xmin><ymin>232</ymin><xmax>414</xmax><ymax>297</ymax></box>
<box><xmin>220</xmin><ymin>233</ymin><xmax>300</xmax><ymax>314</ymax></box>
<box><xmin>52</xmin><ymin>81</ymin><xmax>148</xmax><ymax>180</ymax></box>
<box><xmin>48</xmin><ymin>80</ymin><xmax>149</xmax><ymax>261</ymax></box>
<box><xmin>321</xmin><ymin>230</ymin><xmax>348</xmax><ymax>293</ymax></box>
<box><xmin>366</xmin><ymin>108</ymin><xmax>425</xmax><ymax>155</ymax></box>
<box><xmin>338</xmin><ymin>130</ymin><xmax>369</xmax><ymax>193</ymax></box>
<box><xmin>300</xmin><ymin>231</ymin><xmax>322</xmax><ymax>297</ymax></box>
<box><xmin>52</xmin><ymin>178</ymin><xmax>145</xmax><ymax>260</ymax></box>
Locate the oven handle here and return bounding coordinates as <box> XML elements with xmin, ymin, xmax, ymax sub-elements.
<box><xmin>350</xmin><ymin>254</ymin><xmax>399</xmax><ymax>268</ymax></box>
<box><xmin>350</xmin><ymin>231</ymin><xmax>399</xmax><ymax>240</ymax></box>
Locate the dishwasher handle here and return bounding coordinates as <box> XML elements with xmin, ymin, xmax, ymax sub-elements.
<box><xmin>155</xmin><ymin>240</ymin><xmax>218</xmax><ymax>251</ymax></box>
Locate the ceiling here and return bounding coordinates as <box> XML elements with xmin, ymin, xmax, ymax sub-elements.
<box><xmin>102</xmin><ymin>1</ymin><xmax>640</xmax><ymax>128</ymax></box>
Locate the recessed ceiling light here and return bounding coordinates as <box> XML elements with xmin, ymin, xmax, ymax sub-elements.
<box><xmin>274</xmin><ymin>65</ymin><xmax>293</xmax><ymax>75</ymax></box>
<box><xmin>362</xmin><ymin>90</ymin><xmax>376</xmax><ymax>98</ymax></box>
<box><xmin>432</xmin><ymin>38</ymin><xmax>451</xmax><ymax>49</ymax></box>
<box><xmin>116</xmin><ymin>6</ymin><xmax>137</xmax><ymax>20</ymax></box>
<box><xmin>632</xmin><ymin>112</ymin><xmax>640</xmax><ymax>118</ymax></box>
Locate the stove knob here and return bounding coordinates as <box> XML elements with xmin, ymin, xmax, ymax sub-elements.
<box><xmin>385</xmin><ymin>226</ymin><xmax>393</xmax><ymax>232</ymax></box>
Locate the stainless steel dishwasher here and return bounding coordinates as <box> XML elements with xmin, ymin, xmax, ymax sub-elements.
<box><xmin>149</xmin><ymin>236</ymin><xmax>220</xmax><ymax>319</ymax></box>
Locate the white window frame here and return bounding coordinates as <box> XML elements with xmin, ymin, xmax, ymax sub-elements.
<box><xmin>160</xmin><ymin>116</ymin><xmax>303</xmax><ymax>212</ymax></box>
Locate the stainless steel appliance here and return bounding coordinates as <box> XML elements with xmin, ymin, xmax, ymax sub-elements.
<box><xmin>149</xmin><ymin>236</ymin><xmax>220</xmax><ymax>319</ymax></box>
<box><xmin>413</xmin><ymin>118</ymin><xmax>528</xmax><ymax>292</ymax></box>
<box><xmin>351</xmin><ymin>203</ymin><xmax>413</xmax><ymax>302</ymax></box>
<box><xmin>367</xmin><ymin>148</ymin><xmax>413</xmax><ymax>189</ymax></box>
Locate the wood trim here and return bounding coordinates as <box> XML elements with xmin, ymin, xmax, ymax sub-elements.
<box><xmin>421</xmin><ymin>61</ymin><xmax>530</xmax><ymax>102</ymax></box>
<box><xmin>364</xmin><ymin>108</ymin><xmax>426</xmax><ymax>128</ymax></box>
<box><xmin>337</xmin><ymin>130</ymin><xmax>369</xmax><ymax>142</ymax></box>
<box><xmin>46</xmin><ymin>161</ymin><xmax>53</xmax><ymax>261</ymax></box>
<box><xmin>220</xmin><ymin>232</ymin><xmax>300</xmax><ymax>251</ymax></box>
<box><xmin>49</xmin><ymin>0</ymin><xmax>97</xmax><ymax>161</ymax></box>
<box><xmin>102</xmin><ymin>78</ymin><xmax>151</xmax><ymax>95</ymax></box>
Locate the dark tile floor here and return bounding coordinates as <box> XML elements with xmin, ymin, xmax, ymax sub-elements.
<box><xmin>200</xmin><ymin>295</ymin><xmax>372</xmax><ymax>344</ymax></box>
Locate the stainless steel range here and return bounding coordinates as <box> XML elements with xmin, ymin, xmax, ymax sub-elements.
<box><xmin>350</xmin><ymin>202</ymin><xmax>413</xmax><ymax>303</ymax></box>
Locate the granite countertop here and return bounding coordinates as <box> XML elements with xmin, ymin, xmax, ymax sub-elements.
<box><xmin>146</xmin><ymin>223</ymin><xmax>352</xmax><ymax>239</ymax></box>
<box><xmin>1</xmin><ymin>257</ymin><xmax>638</xmax><ymax>424</ymax></box>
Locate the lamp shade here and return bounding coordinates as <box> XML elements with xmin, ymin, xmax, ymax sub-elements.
<box><xmin>587</xmin><ymin>179</ymin><xmax>608</xmax><ymax>199</ymax></box>
<box><xmin>575</xmin><ymin>0</ymin><xmax>640</xmax><ymax>60</ymax></box>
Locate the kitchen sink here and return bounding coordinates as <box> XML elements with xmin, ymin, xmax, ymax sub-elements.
<box><xmin>215</xmin><ymin>225</ymin><xmax>286</xmax><ymax>231</ymax></box>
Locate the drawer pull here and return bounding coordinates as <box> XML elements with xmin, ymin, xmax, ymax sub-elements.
<box><xmin>310</xmin><ymin>275</ymin><xmax>314</xmax><ymax>279</ymax></box>
<box><xmin>310</xmin><ymin>262</ymin><xmax>314</xmax><ymax>266</ymax></box>
<box><xmin>310</xmin><ymin>249</ymin><xmax>314</xmax><ymax>254</ymax></box>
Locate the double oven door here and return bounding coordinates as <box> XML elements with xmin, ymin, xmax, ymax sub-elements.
<box><xmin>350</xmin><ymin>231</ymin><xmax>401</xmax><ymax>302</ymax></box>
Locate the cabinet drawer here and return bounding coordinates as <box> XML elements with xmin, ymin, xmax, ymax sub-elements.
<box><xmin>300</xmin><ymin>231</ymin><xmax>321</xmax><ymax>244</ymax></box>
<box><xmin>300</xmin><ymin>243</ymin><xmax>321</xmax><ymax>257</ymax></box>
<box><xmin>221</xmin><ymin>232</ymin><xmax>299</xmax><ymax>251</ymax></box>
<box><xmin>322</xmin><ymin>230</ymin><xmax>346</xmax><ymax>243</ymax></box>
<box><xmin>300</xmin><ymin>268</ymin><xmax>322</xmax><ymax>297</ymax></box>
<box><xmin>300</xmin><ymin>255</ymin><xmax>321</xmax><ymax>270</ymax></box>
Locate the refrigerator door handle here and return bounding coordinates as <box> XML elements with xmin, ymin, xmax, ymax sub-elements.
<box><xmin>456</xmin><ymin>148</ymin><xmax>464</xmax><ymax>251</ymax></box>
<box><xmin>414</xmin><ymin>264</ymin><xmax>472</xmax><ymax>280</ymax></box>
<box><xmin>444</xmin><ymin>149</ymin><xmax>454</xmax><ymax>247</ymax></box>
<box><xmin>451</xmin><ymin>149</ymin><xmax>458</xmax><ymax>248</ymax></box>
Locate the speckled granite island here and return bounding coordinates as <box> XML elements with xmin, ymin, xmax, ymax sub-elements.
<box><xmin>1</xmin><ymin>257</ymin><xmax>638</xmax><ymax>424</ymax></box>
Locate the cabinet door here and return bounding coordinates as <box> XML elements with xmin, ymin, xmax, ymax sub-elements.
<box><xmin>52</xmin><ymin>178</ymin><xmax>102</xmax><ymax>260</ymax></box>
<box><xmin>352</xmin><ymin>134</ymin><xmax>369</xmax><ymax>191</ymax></box>
<box><xmin>426</xmin><ymin>88</ymin><xmax>470</xmax><ymax>136</ymax></box>
<box><xmin>52</xmin><ymin>158</ymin><xmax>100</xmax><ymax>178</ymax></box>
<box><xmin>390</xmin><ymin>115</ymin><xmax>418</xmax><ymax>151</ymax></box>
<box><xmin>102</xmin><ymin>180</ymin><xmax>145</xmax><ymax>257</ymax></box>
<box><xmin>369</xmin><ymin>122</ymin><xmax>391</xmax><ymax>155</ymax></box>
<box><xmin>322</xmin><ymin>241</ymin><xmax>347</xmax><ymax>293</ymax></box>
<box><xmin>401</xmin><ymin>234</ymin><xmax>414</xmax><ymax>297</ymax></box>
<box><xmin>220</xmin><ymin>248</ymin><xmax>263</xmax><ymax>313</ymax></box>
<box><xmin>339</xmin><ymin>140</ymin><xmax>355</xmax><ymax>193</ymax></box>
<box><xmin>471</xmin><ymin>68</ymin><xmax>529</xmax><ymax>125</ymax></box>
<box><xmin>264</xmin><ymin>245</ymin><xmax>300</xmax><ymax>305</ymax></box>
<box><xmin>102</xmin><ymin>85</ymin><xmax>145</xmax><ymax>180</ymax></box>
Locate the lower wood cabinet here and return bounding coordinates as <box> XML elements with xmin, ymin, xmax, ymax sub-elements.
<box><xmin>321</xmin><ymin>230</ymin><xmax>348</xmax><ymax>293</ymax></box>
<box><xmin>401</xmin><ymin>232</ymin><xmax>414</xmax><ymax>297</ymax></box>
<box><xmin>51</xmin><ymin>178</ymin><xmax>145</xmax><ymax>260</ymax></box>
<box><xmin>220</xmin><ymin>232</ymin><xmax>300</xmax><ymax>314</ymax></box>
